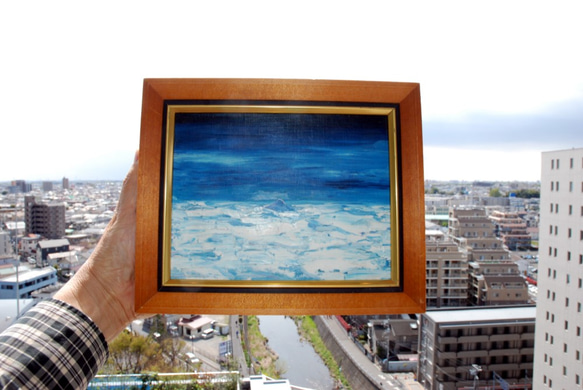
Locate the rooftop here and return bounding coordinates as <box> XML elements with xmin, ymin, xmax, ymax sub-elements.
<box><xmin>425</xmin><ymin>306</ymin><xmax>535</xmax><ymax>324</ymax></box>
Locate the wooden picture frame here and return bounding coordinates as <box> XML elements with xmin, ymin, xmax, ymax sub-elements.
<box><xmin>136</xmin><ymin>79</ymin><xmax>425</xmax><ymax>315</ymax></box>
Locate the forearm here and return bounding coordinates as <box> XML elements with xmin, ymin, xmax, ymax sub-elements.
<box><xmin>0</xmin><ymin>299</ymin><xmax>108</xmax><ymax>390</ymax></box>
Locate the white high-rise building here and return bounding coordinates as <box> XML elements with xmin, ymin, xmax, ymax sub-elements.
<box><xmin>534</xmin><ymin>147</ymin><xmax>583</xmax><ymax>389</ymax></box>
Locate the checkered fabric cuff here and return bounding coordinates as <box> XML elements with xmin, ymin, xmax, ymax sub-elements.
<box><xmin>0</xmin><ymin>299</ymin><xmax>108</xmax><ymax>389</ymax></box>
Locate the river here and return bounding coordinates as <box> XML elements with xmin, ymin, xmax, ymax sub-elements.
<box><xmin>258</xmin><ymin>316</ymin><xmax>336</xmax><ymax>389</ymax></box>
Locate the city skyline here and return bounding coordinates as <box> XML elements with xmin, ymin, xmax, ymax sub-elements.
<box><xmin>1</xmin><ymin>1</ymin><xmax>582</xmax><ymax>182</ymax></box>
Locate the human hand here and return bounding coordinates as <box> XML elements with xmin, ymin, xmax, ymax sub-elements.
<box><xmin>55</xmin><ymin>152</ymin><xmax>139</xmax><ymax>342</ymax></box>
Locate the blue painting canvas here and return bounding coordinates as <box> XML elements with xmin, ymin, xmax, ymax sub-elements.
<box><xmin>168</xmin><ymin>111</ymin><xmax>393</xmax><ymax>283</ymax></box>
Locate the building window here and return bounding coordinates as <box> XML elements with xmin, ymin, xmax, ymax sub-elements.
<box><xmin>566</xmin><ymin>297</ymin><xmax>570</xmax><ymax>307</ymax></box>
<box><xmin>552</xmin><ymin>159</ymin><xmax>555</xmax><ymax>169</ymax></box>
<box><xmin>569</xmin><ymin>229</ymin><xmax>573</xmax><ymax>238</ymax></box>
<box><xmin>552</xmin><ymin>181</ymin><xmax>555</xmax><ymax>191</ymax></box>
<box><xmin>571</xmin><ymin>157</ymin><xmax>574</xmax><ymax>168</ymax></box>
<box><xmin>570</xmin><ymin>205</ymin><xmax>573</xmax><ymax>215</ymax></box>
<box><xmin>557</xmin><ymin>159</ymin><xmax>560</xmax><ymax>169</ymax></box>
<box><xmin>568</xmin><ymin>251</ymin><xmax>572</xmax><ymax>261</ymax></box>
<box><xmin>570</xmin><ymin>181</ymin><xmax>574</xmax><ymax>192</ymax></box>
<box><xmin>557</xmin><ymin>181</ymin><xmax>560</xmax><ymax>191</ymax></box>
<box><xmin>578</xmin><ymin>302</ymin><xmax>582</xmax><ymax>312</ymax></box>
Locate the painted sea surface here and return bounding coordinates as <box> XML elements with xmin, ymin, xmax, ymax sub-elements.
<box><xmin>169</xmin><ymin>112</ymin><xmax>392</xmax><ymax>281</ymax></box>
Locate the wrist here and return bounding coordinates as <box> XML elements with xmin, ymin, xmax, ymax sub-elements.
<box><xmin>54</xmin><ymin>262</ymin><xmax>132</xmax><ymax>342</ymax></box>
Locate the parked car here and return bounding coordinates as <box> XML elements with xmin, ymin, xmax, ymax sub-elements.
<box><xmin>184</xmin><ymin>352</ymin><xmax>200</xmax><ymax>364</ymax></box>
<box><xmin>201</xmin><ymin>328</ymin><xmax>214</xmax><ymax>339</ymax></box>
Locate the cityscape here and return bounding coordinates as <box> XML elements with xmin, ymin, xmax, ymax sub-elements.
<box><xmin>0</xmin><ymin>147</ymin><xmax>581</xmax><ymax>390</ymax></box>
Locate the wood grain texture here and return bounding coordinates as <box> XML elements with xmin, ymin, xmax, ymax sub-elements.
<box><xmin>136</xmin><ymin>79</ymin><xmax>425</xmax><ymax>315</ymax></box>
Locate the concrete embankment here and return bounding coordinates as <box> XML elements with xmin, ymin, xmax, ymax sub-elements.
<box><xmin>314</xmin><ymin>316</ymin><xmax>381</xmax><ymax>390</ymax></box>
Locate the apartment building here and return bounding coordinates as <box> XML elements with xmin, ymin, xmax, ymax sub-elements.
<box><xmin>417</xmin><ymin>306</ymin><xmax>535</xmax><ymax>390</ymax></box>
<box><xmin>534</xmin><ymin>147</ymin><xmax>583</xmax><ymax>389</ymax></box>
<box><xmin>489</xmin><ymin>210</ymin><xmax>532</xmax><ymax>250</ymax></box>
<box><xmin>24</xmin><ymin>196</ymin><xmax>65</xmax><ymax>239</ymax></box>
<box><xmin>448</xmin><ymin>207</ymin><xmax>509</xmax><ymax>261</ymax></box>
<box><xmin>467</xmin><ymin>260</ymin><xmax>529</xmax><ymax>306</ymax></box>
<box><xmin>426</xmin><ymin>229</ymin><xmax>468</xmax><ymax>308</ymax></box>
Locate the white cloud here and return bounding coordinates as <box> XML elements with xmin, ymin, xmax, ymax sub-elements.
<box><xmin>0</xmin><ymin>0</ymin><xmax>582</xmax><ymax>180</ymax></box>
<box><xmin>424</xmin><ymin>147</ymin><xmax>542</xmax><ymax>182</ymax></box>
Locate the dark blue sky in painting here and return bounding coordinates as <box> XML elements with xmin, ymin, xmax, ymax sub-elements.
<box><xmin>171</xmin><ymin>113</ymin><xmax>391</xmax><ymax>204</ymax></box>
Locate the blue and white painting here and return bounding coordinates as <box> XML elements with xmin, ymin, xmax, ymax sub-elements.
<box><xmin>169</xmin><ymin>111</ymin><xmax>392</xmax><ymax>282</ymax></box>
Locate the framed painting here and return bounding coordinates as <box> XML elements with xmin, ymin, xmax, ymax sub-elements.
<box><xmin>136</xmin><ymin>79</ymin><xmax>425</xmax><ymax>315</ymax></box>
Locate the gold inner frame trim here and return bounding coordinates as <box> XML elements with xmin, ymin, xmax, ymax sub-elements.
<box><xmin>161</xmin><ymin>105</ymin><xmax>400</xmax><ymax>289</ymax></box>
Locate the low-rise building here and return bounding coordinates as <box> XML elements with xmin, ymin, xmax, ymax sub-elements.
<box><xmin>417</xmin><ymin>306</ymin><xmax>535</xmax><ymax>390</ymax></box>
<box><xmin>36</xmin><ymin>239</ymin><xmax>70</xmax><ymax>267</ymax></box>
<box><xmin>0</xmin><ymin>232</ymin><xmax>12</xmax><ymax>258</ymax></box>
<box><xmin>177</xmin><ymin>315</ymin><xmax>214</xmax><ymax>339</ymax></box>
<box><xmin>0</xmin><ymin>264</ymin><xmax>58</xmax><ymax>299</ymax></box>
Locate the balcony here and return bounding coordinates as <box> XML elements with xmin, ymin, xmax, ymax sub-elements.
<box><xmin>487</xmin><ymin>363</ymin><xmax>519</xmax><ymax>371</ymax></box>
<box><xmin>489</xmin><ymin>348</ymin><xmax>520</xmax><ymax>356</ymax></box>
<box><xmin>457</xmin><ymin>334</ymin><xmax>489</xmax><ymax>343</ymax></box>
<box><xmin>490</xmin><ymin>333</ymin><xmax>520</xmax><ymax>342</ymax></box>
<box><xmin>437</xmin><ymin>336</ymin><xmax>458</xmax><ymax>344</ymax></box>
<box><xmin>436</xmin><ymin>350</ymin><xmax>457</xmax><ymax>359</ymax></box>
<box><xmin>457</xmin><ymin>349</ymin><xmax>488</xmax><ymax>358</ymax></box>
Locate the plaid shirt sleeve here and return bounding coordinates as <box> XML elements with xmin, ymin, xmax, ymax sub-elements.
<box><xmin>0</xmin><ymin>299</ymin><xmax>108</xmax><ymax>390</ymax></box>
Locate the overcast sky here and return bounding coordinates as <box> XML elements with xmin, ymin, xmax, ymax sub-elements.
<box><xmin>1</xmin><ymin>1</ymin><xmax>582</xmax><ymax>182</ymax></box>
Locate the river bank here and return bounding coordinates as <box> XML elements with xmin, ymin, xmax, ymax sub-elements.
<box><xmin>246</xmin><ymin>315</ymin><xmax>350</xmax><ymax>389</ymax></box>
<box><xmin>293</xmin><ymin>316</ymin><xmax>350</xmax><ymax>389</ymax></box>
<box><xmin>245</xmin><ymin>316</ymin><xmax>284</xmax><ymax>378</ymax></box>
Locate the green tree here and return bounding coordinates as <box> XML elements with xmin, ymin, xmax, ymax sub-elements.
<box><xmin>107</xmin><ymin>331</ymin><xmax>162</xmax><ymax>373</ymax></box>
<box><xmin>489</xmin><ymin>187</ymin><xmax>503</xmax><ymax>197</ymax></box>
<box><xmin>160</xmin><ymin>337</ymin><xmax>186</xmax><ymax>367</ymax></box>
